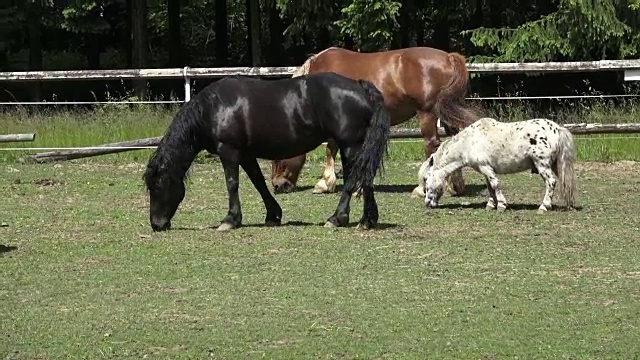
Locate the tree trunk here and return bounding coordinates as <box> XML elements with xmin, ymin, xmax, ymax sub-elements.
<box><xmin>26</xmin><ymin>0</ymin><xmax>42</xmax><ymax>101</ymax></box>
<box><xmin>130</xmin><ymin>0</ymin><xmax>148</xmax><ymax>99</ymax></box>
<box><xmin>393</xmin><ymin>0</ymin><xmax>412</xmax><ymax>48</ymax></box>
<box><xmin>317</xmin><ymin>25</ymin><xmax>331</xmax><ymax>52</ymax></box>
<box><xmin>344</xmin><ymin>34</ymin><xmax>354</xmax><ymax>50</ymax></box>
<box><xmin>167</xmin><ymin>0</ymin><xmax>183</xmax><ymax>66</ymax></box>
<box><xmin>266</xmin><ymin>1</ymin><xmax>284</xmax><ymax>66</ymax></box>
<box><xmin>245</xmin><ymin>0</ymin><xmax>261</xmax><ymax>66</ymax></box>
<box><xmin>431</xmin><ymin>2</ymin><xmax>450</xmax><ymax>51</ymax></box>
<box><xmin>124</xmin><ymin>0</ymin><xmax>132</xmax><ymax>67</ymax></box>
<box><xmin>415</xmin><ymin>12</ymin><xmax>425</xmax><ymax>46</ymax></box>
<box><xmin>488</xmin><ymin>0</ymin><xmax>502</xmax><ymax>27</ymax></box>
<box><xmin>215</xmin><ymin>0</ymin><xmax>229</xmax><ymax>66</ymax></box>
<box><xmin>86</xmin><ymin>33</ymin><xmax>101</xmax><ymax>69</ymax></box>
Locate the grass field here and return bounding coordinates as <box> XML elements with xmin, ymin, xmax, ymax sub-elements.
<box><xmin>2</xmin><ymin>98</ymin><xmax>640</xmax><ymax>164</ymax></box>
<box><xmin>2</xmin><ymin>100</ymin><xmax>640</xmax><ymax>358</ymax></box>
<box><xmin>2</xmin><ymin>157</ymin><xmax>640</xmax><ymax>359</ymax></box>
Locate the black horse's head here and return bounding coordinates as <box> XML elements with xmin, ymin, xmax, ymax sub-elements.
<box><xmin>143</xmin><ymin>151</ymin><xmax>186</xmax><ymax>232</ymax></box>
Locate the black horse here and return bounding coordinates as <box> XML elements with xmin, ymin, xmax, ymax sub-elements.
<box><xmin>143</xmin><ymin>72</ymin><xmax>391</xmax><ymax>232</ymax></box>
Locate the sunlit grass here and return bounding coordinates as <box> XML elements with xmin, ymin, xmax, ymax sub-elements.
<box><xmin>1</xmin><ymin>97</ymin><xmax>639</xmax><ymax>163</ymax></box>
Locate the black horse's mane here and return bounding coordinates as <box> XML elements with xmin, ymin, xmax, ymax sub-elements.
<box><xmin>143</xmin><ymin>83</ymin><xmax>219</xmax><ymax>192</ymax></box>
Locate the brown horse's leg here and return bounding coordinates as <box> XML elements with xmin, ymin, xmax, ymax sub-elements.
<box><xmin>412</xmin><ymin>111</ymin><xmax>466</xmax><ymax>197</ymax></box>
<box><xmin>313</xmin><ymin>139</ymin><xmax>338</xmax><ymax>194</ymax></box>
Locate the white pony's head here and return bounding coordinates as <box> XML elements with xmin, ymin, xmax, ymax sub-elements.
<box><xmin>419</xmin><ymin>153</ymin><xmax>446</xmax><ymax>208</ymax></box>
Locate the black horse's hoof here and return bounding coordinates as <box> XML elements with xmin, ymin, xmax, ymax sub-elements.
<box><xmin>356</xmin><ymin>222</ymin><xmax>374</xmax><ymax>230</ymax></box>
<box><xmin>325</xmin><ymin>215</ymin><xmax>349</xmax><ymax>228</ymax></box>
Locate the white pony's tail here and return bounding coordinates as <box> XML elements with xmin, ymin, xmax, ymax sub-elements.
<box><xmin>556</xmin><ymin>126</ymin><xmax>577</xmax><ymax>209</ymax></box>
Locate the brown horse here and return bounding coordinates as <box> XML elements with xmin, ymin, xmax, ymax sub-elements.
<box><xmin>270</xmin><ymin>46</ymin><xmax>480</xmax><ymax>197</ymax></box>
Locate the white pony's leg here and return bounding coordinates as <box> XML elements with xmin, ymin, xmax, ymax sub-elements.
<box><xmin>478</xmin><ymin>165</ymin><xmax>507</xmax><ymax>211</ymax></box>
<box><xmin>533</xmin><ymin>160</ymin><xmax>557</xmax><ymax>213</ymax></box>
<box><xmin>484</xmin><ymin>177</ymin><xmax>497</xmax><ymax>210</ymax></box>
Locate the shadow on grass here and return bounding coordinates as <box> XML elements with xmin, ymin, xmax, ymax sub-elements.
<box><xmin>275</xmin><ymin>183</ymin><xmax>487</xmax><ymax>196</ymax></box>
<box><xmin>273</xmin><ymin>185</ymin><xmax>315</xmax><ymax>194</ymax></box>
<box><xmin>171</xmin><ymin>221</ymin><xmax>399</xmax><ymax>231</ymax></box>
<box><xmin>0</xmin><ymin>244</ymin><xmax>18</xmax><ymax>255</ymax></box>
<box><xmin>434</xmin><ymin>202</ymin><xmax>584</xmax><ymax>212</ymax></box>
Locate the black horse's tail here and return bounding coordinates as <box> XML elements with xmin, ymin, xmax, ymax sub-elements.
<box><xmin>344</xmin><ymin>80</ymin><xmax>391</xmax><ymax>193</ymax></box>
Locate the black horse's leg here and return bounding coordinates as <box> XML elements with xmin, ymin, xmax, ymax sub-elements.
<box><xmin>217</xmin><ymin>144</ymin><xmax>242</xmax><ymax>231</ymax></box>
<box><xmin>240</xmin><ymin>155</ymin><xmax>283</xmax><ymax>226</ymax></box>
<box><xmin>357</xmin><ymin>185</ymin><xmax>378</xmax><ymax>230</ymax></box>
<box><xmin>325</xmin><ymin>146</ymin><xmax>356</xmax><ymax>228</ymax></box>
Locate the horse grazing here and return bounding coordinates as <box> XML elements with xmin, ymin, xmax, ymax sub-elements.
<box><xmin>270</xmin><ymin>46</ymin><xmax>480</xmax><ymax>197</ymax></box>
<box><xmin>419</xmin><ymin>117</ymin><xmax>577</xmax><ymax>213</ymax></box>
<box><xmin>143</xmin><ymin>72</ymin><xmax>391</xmax><ymax>232</ymax></box>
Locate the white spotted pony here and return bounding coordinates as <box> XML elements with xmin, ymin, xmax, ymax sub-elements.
<box><xmin>419</xmin><ymin>117</ymin><xmax>576</xmax><ymax>213</ymax></box>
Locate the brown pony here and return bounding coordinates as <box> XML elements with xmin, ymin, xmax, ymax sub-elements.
<box><xmin>270</xmin><ymin>46</ymin><xmax>480</xmax><ymax>197</ymax></box>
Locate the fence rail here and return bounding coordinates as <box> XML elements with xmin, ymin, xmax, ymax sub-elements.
<box><xmin>1</xmin><ymin>59</ymin><xmax>640</xmax><ymax>103</ymax></box>
<box><xmin>0</xmin><ymin>133</ymin><xmax>36</xmax><ymax>143</ymax></box>
<box><xmin>2</xmin><ymin>59</ymin><xmax>640</xmax><ymax>82</ymax></box>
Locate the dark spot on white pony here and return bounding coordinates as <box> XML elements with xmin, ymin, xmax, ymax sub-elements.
<box><xmin>529</xmin><ymin>138</ymin><xmax>537</xmax><ymax>145</ymax></box>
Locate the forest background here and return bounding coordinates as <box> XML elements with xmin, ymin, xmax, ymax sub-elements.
<box><xmin>3</xmin><ymin>0</ymin><xmax>640</xmax><ymax>103</ymax></box>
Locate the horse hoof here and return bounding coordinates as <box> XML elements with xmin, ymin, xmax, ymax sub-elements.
<box><xmin>485</xmin><ymin>204</ymin><xmax>495</xmax><ymax>211</ymax></box>
<box><xmin>313</xmin><ymin>183</ymin><xmax>328</xmax><ymax>194</ymax></box>
<box><xmin>265</xmin><ymin>220</ymin><xmax>281</xmax><ymax>227</ymax></box>
<box><xmin>497</xmin><ymin>205</ymin><xmax>507</xmax><ymax>212</ymax></box>
<box><xmin>537</xmin><ymin>208</ymin><xmax>547</xmax><ymax>214</ymax></box>
<box><xmin>217</xmin><ymin>223</ymin><xmax>236</xmax><ymax>231</ymax></box>
<box><xmin>356</xmin><ymin>222</ymin><xmax>374</xmax><ymax>230</ymax></box>
<box><xmin>324</xmin><ymin>221</ymin><xmax>338</xmax><ymax>228</ymax></box>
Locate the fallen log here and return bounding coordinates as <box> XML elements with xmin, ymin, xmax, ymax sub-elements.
<box><xmin>21</xmin><ymin>122</ymin><xmax>640</xmax><ymax>163</ymax></box>
<box><xmin>387</xmin><ymin>122</ymin><xmax>640</xmax><ymax>138</ymax></box>
<box><xmin>0</xmin><ymin>133</ymin><xmax>36</xmax><ymax>143</ymax></box>
<box><xmin>23</xmin><ymin>136</ymin><xmax>162</xmax><ymax>163</ymax></box>
<box><xmin>563</xmin><ymin>122</ymin><xmax>640</xmax><ymax>134</ymax></box>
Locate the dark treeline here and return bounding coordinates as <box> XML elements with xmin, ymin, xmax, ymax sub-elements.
<box><xmin>1</xmin><ymin>0</ymin><xmax>640</xmax><ymax>104</ymax></box>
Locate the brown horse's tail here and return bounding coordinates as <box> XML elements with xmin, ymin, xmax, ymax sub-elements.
<box><xmin>433</xmin><ymin>53</ymin><xmax>480</xmax><ymax>133</ymax></box>
<box><xmin>292</xmin><ymin>56</ymin><xmax>313</xmax><ymax>77</ymax></box>
<box><xmin>291</xmin><ymin>47</ymin><xmax>338</xmax><ymax>78</ymax></box>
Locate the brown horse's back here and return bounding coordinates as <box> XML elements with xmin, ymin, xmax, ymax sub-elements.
<box><xmin>305</xmin><ymin>47</ymin><xmax>470</xmax><ymax>126</ymax></box>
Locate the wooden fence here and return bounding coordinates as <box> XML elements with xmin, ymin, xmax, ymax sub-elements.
<box><xmin>2</xmin><ymin>59</ymin><xmax>640</xmax><ymax>102</ymax></box>
<box><xmin>0</xmin><ymin>133</ymin><xmax>36</xmax><ymax>143</ymax></box>
<box><xmin>1</xmin><ymin>59</ymin><xmax>639</xmax><ymax>161</ymax></box>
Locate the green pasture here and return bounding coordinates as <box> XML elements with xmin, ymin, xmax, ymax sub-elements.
<box><xmin>2</xmin><ymin>157</ymin><xmax>640</xmax><ymax>359</ymax></box>
<box><xmin>1</xmin><ymin>98</ymin><xmax>640</xmax><ymax>164</ymax></box>
<box><xmin>1</xmin><ymin>99</ymin><xmax>640</xmax><ymax>358</ymax></box>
